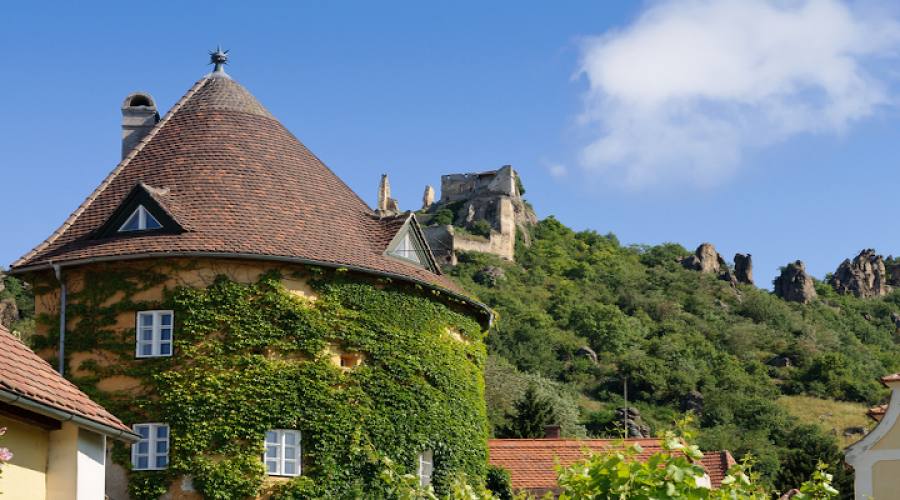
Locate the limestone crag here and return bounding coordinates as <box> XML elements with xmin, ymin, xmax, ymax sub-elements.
<box><xmin>681</xmin><ymin>243</ymin><xmax>726</xmax><ymax>274</ymax></box>
<box><xmin>774</xmin><ymin>260</ymin><xmax>817</xmax><ymax>304</ymax></box>
<box><xmin>681</xmin><ymin>243</ymin><xmax>754</xmax><ymax>286</ymax></box>
<box><xmin>830</xmin><ymin>249</ymin><xmax>892</xmax><ymax>298</ymax></box>
<box><xmin>734</xmin><ymin>253</ymin><xmax>754</xmax><ymax>285</ymax></box>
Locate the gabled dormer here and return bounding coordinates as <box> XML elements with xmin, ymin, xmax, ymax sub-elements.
<box><xmin>383</xmin><ymin>215</ymin><xmax>440</xmax><ymax>273</ymax></box>
<box><xmin>93</xmin><ymin>183</ymin><xmax>183</xmax><ymax>239</ymax></box>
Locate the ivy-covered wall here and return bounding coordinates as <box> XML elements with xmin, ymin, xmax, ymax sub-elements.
<box><xmin>28</xmin><ymin>259</ymin><xmax>489</xmax><ymax>499</ymax></box>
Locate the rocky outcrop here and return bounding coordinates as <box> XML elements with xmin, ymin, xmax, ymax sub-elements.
<box><xmin>681</xmin><ymin>243</ymin><xmax>726</xmax><ymax>274</ymax></box>
<box><xmin>829</xmin><ymin>249</ymin><xmax>891</xmax><ymax>298</ymax></box>
<box><xmin>473</xmin><ymin>266</ymin><xmax>506</xmax><ymax>287</ymax></box>
<box><xmin>680</xmin><ymin>390</ymin><xmax>704</xmax><ymax>416</ymax></box>
<box><xmin>774</xmin><ymin>260</ymin><xmax>817</xmax><ymax>304</ymax></box>
<box><xmin>734</xmin><ymin>253</ymin><xmax>753</xmax><ymax>285</ymax></box>
<box><xmin>0</xmin><ymin>298</ymin><xmax>18</xmax><ymax>329</ymax></box>
<box><xmin>422</xmin><ymin>185</ymin><xmax>435</xmax><ymax>210</ymax></box>
<box><xmin>681</xmin><ymin>243</ymin><xmax>753</xmax><ymax>286</ymax></box>
<box><xmin>615</xmin><ymin>407</ymin><xmax>651</xmax><ymax>438</ymax></box>
<box><xmin>575</xmin><ymin>346</ymin><xmax>598</xmax><ymax>365</ymax></box>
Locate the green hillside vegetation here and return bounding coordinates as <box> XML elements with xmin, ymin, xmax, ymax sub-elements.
<box><xmin>450</xmin><ymin>217</ymin><xmax>900</xmax><ymax>493</ymax></box>
<box><xmin>778</xmin><ymin>395</ymin><xmax>874</xmax><ymax>449</ymax></box>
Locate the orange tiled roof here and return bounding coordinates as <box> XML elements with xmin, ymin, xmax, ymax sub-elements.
<box><xmin>9</xmin><ymin>73</ymin><xmax>479</xmax><ymax>313</ymax></box>
<box><xmin>867</xmin><ymin>404</ymin><xmax>887</xmax><ymax>422</ymax></box>
<box><xmin>488</xmin><ymin>438</ymin><xmax>736</xmax><ymax>495</ymax></box>
<box><xmin>0</xmin><ymin>324</ymin><xmax>132</xmax><ymax>435</ymax></box>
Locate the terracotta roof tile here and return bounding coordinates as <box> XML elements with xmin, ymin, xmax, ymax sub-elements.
<box><xmin>0</xmin><ymin>324</ymin><xmax>132</xmax><ymax>435</ymax></box>
<box><xmin>488</xmin><ymin>438</ymin><xmax>735</xmax><ymax>494</ymax></box>
<box><xmin>10</xmin><ymin>74</ymin><xmax>475</xmax><ymax>306</ymax></box>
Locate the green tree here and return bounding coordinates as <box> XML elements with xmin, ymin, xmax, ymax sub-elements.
<box><xmin>500</xmin><ymin>384</ymin><xmax>556</xmax><ymax>438</ymax></box>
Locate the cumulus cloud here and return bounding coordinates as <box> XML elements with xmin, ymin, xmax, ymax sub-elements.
<box><xmin>577</xmin><ymin>0</ymin><xmax>900</xmax><ymax>189</ymax></box>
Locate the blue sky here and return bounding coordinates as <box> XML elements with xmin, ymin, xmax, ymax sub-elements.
<box><xmin>2</xmin><ymin>1</ymin><xmax>900</xmax><ymax>288</ymax></box>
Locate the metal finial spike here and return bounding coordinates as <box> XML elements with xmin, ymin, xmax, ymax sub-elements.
<box><xmin>209</xmin><ymin>46</ymin><xmax>229</xmax><ymax>74</ymax></box>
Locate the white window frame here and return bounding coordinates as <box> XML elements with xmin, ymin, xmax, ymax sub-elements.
<box><xmin>135</xmin><ymin>310</ymin><xmax>174</xmax><ymax>358</ymax></box>
<box><xmin>417</xmin><ymin>449</ymin><xmax>434</xmax><ymax>487</ymax></box>
<box><xmin>264</xmin><ymin>429</ymin><xmax>302</xmax><ymax>477</ymax></box>
<box><xmin>132</xmin><ymin>423</ymin><xmax>169</xmax><ymax>471</ymax></box>
<box><xmin>119</xmin><ymin>205</ymin><xmax>162</xmax><ymax>232</ymax></box>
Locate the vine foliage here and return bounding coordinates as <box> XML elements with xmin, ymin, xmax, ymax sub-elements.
<box><xmin>33</xmin><ymin>262</ymin><xmax>489</xmax><ymax>499</ymax></box>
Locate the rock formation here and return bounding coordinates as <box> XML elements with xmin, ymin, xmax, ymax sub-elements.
<box><xmin>680</xmin><ymin>390</ymin><xmax>704</xmax><ymax>416</ymax></box>
<box><xmin>575</xmin><ymin>346</ymin><xmax>598</xmax><ymax>365</ymax></box>
<box><xmin>774</xmin><ymin>260</ymin><xmax>817</xmax><ymax>304</ymax></box>
<box><xmin>473</xmin><ymin>266</ymin><xmax>506</xmax><ymax>287</ymax></box>
<box><xmin>422</xmin><ymin>185</ymin><xmax>435</xmax><ymax>210</ymax></box>
<box><xmin>681</xmin><ymin>243</ymin><xmax>727</xmax><ymax>274</ymax></box>
<box><xmin>0</xmin><ymin>298</ymin><xmax>18</xmax><ymax>329</ymax></box>
<box><xmin>614</xmin><ymin>407</ymin><xmax>651</xmax><ymax>438</ymax></box>
<box><xmin>829</xmin><ymin>249</ymin><xmax>891</xmax><ymax>298</ymax></box>
<box><xmin>734</xmin><ymin>253</ymin><xmax>754</xmax><ymax>285</ymax></box>
<box><xmin>681</xmin><ymin>243</ymin><xmax>754</xmax><ymax>286</ymax></box>
<box><xmin>376</xmin><ymin>174</ymin><xmax>400</xmax><ymax>216</ymax></box>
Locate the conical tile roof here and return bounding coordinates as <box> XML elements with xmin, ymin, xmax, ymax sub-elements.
<box><xmin>11</xmin><ymin>73</ymin><xmax>470</xmax><ymax>301</ymax></box>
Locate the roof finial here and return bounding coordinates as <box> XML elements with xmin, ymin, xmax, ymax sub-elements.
<box><xmin>209</xmin><ymin>46</ymin><xmax>229</xmax><ymax>76</ymax></box>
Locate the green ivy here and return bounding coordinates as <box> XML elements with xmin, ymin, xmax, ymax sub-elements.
<box><xmin>34</xmin><ymin>262</ymin><xmax>489</xmax><ymax>499</ymax></box>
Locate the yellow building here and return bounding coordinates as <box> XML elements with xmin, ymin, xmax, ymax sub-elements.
<box><xmin>7</xmin><ymin>51</ymin><xmax>491</xmax><ymax>498</ymax></box>
<box><xmin>845</xmin><ymin>373</ymin><xmax>900</xmax><ymax>499</ymax></box>
<box><xmin>0</xmin><ymin>324</ymin><xmax>138</xmax><ymax>499</ymax></box>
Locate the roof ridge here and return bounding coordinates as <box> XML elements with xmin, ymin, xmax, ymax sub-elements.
<box><xmin>10</xmin><ymin>77</ymin><xmax>212</xmax><ymax>268</ymax></box>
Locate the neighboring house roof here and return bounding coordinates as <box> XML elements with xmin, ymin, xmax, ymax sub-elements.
<box><xmin>9</xmin><ymin>72</ymin><xmax>486</xmax><ymax>318</ymax></box>
<box><xmin>488</xmin><ymin>438</ymin><xmax>736</xmax><ymax>495</ymax></box>
<box><xmin>0</xmin><ymin>325</ymin><xmax>138</xmax><ymax>441</ymax></box>
<box><xmin>881</xmin><ymin>373</ymin><xmax>900</xmax><ymax>385</ymax></box>
<box><xmin>867</xmin><ymin>404</ymin><xmax>887</xmax><ymax>422</ymax></box>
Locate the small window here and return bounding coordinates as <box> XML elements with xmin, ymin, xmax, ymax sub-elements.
<box><xmin>340</xmin><ymin>353</ymin><xmax>361</xmax><ymax>368</ymax></box>
<box><xmin>417</xmin><ymin>449</ymin><xmax>433</xmax><ymax>487</ymax></box>
<box><xmin>265</xmin><ymin>429</ymin><xmax>302</xmax><ymax>477</ymax></box>
<box><xmin>136</xmin><ymin>311</ymin><xmax>174</xmax><ymax>358</ymax></box>
<box><xmin>119</xmin><ymin>205</ymin><xmax>162</xmax><ymax>232</ymax></box>
<box><xmin>132</xmin><ymin>423</ymin><xmax>169</xmax><ymax>470</ymax></box>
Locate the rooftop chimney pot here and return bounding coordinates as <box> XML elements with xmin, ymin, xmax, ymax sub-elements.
<box><xmin>121</xmin><ymin>92</ymin><xmax>159</xmax><ymax>159</ymax></box>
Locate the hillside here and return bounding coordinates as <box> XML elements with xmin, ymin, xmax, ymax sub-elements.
<box><xmin>450</xmin><ymin>217</ymin><xmax>900</xmax><ymax>493</ymax></box>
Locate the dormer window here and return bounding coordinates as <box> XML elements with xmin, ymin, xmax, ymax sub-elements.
<box><xmin>93</xmin><ymin>183</ymin><xmax>183</xmax><ymax>239</ymax></box>
<box><xmin>384</xmin><ymin>216</ymin><xmax>439</xmax><ymax>272</ymax></box>
<box><xmin>391</xmin><ymin>231</ymin><xmax>423</xmax><ymax>265</ymax></box>
<box><xmin>119</xmin><ymin>205</ymin><xmax>162</xmax><ymax>232</ymax></box>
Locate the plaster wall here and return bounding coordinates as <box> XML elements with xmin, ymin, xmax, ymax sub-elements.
<box><xmin>872</xmin><ymin>459</ymin><xmax>900</xmax><ymax>499</ymax></box>
<box><xmin>0</xmin><ymin>415</ymin><xmax>48</xmax><ymax>500</ymax></box>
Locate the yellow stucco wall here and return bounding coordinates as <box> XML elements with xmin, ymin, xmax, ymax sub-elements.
<box><xmin>872</xmin><ymin>459</ymin><xmax>900</xmax><ymax>499</ymax></box>
<box><xmin>29</xmin><ymin>258</ymin><xmax>324</xmax><ymax>498</ymax></box>
<box><xmin>873</xmin><ymin>414</ymin><xmax>900</xmax><ymax>450</ymax></box>
<box><xmin>32</xmin><ymin>258</ymin><xmax>319</xmax><ymax>389</ymax></box>
<box><xmin>0</xmin><ymin>415</ymin><xmax>48</xmax><ymax>500</ymax></box>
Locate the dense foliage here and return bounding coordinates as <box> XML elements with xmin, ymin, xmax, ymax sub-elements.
<box><xmin>32</xmin><ymin>264</ymin><xmax>489</xmax><ymax>499</ymax></box>
<box><xmin>556</xmin><ymin>419</ymin><xmax>839</xmax><ymax>499</ymax></box>
<box><xmin>450</xmin><ymin>217</ymin><xmax>900</xmax><ymax>493</ymax></box>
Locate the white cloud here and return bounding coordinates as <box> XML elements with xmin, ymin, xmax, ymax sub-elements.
<box><xmin>577</xmin><ymin>0</ymin><xmax>900</xmax><ymax>189</ymax></box>
<box><xmin>548</xmin><ymin>163</ymin><xmax>568</xmax><ymax>178</ymax></box>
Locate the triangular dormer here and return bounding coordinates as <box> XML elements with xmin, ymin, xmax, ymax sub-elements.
<box><xmin>384</xmin><ymin>215</ymin><xmax>440</xmax><ymax>273</ymax></box>
<box><xmin>93</xmin><ymin>183</ymin><xmax>183</xmax><ymax>239</ymax></box>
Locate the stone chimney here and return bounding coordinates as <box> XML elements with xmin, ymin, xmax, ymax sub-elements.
<box><xmin>121</xmin><ymin>92</ymin><xmax>160</xmax><ymax>159</ymax></box>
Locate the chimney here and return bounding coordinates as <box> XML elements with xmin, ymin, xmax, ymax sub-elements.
<box><xmin>121</xmin><ymin>92</ymin><xmax>159</xmax><ymax>159</ymax></box>
<box><xmin>543</xmin><ymin>424</ymin><xmax>561</xmax><ymax>439</ymax></box>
